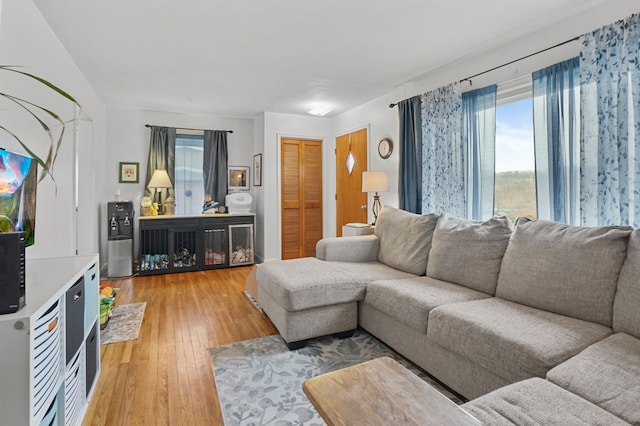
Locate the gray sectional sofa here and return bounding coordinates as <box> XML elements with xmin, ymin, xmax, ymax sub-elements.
<box><xmin>256</xmin><ymin>206</ymin><xmax>640</xmax><ymax>425</ymax></box>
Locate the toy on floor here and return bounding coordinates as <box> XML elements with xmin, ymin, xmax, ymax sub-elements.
<box><xmin>99</xmin><ymin>285</ymin><xmax>120</xmax><ymax>329</ymax></box>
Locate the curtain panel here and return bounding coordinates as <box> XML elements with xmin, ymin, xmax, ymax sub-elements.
<box><xmin>421</xmin><ymin>83</ymin><xmax>465</xmax><ymax>217</ymax></box>
<box><xmin>398</xmin><ymin>96</ymin><xmax>423</xmax><ymax>214</ymax></box>
<box><xmin>533</xmin><ymin>57</ymin><xmax>580</xmax><ymax>225</ymax></box>
<box><xmin>462</xmin><ymin>85</ymin><xmax>497</xmax><ymax>220</ymax></box>
<box><xmin>145</xmin><ymin>126</ymin><xmax>176</xmax><ymax>199</ymax></box>
<box><xmin>580</xmin><ymin>13</ymin><xmax>640</xmax><ymax>227</ymax></box>
<box><xmin>203</xmin><ymin>130</ymin><xmax>228</xmax><ymax>205</ymax></box>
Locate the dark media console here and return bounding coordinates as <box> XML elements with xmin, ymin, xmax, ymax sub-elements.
<box><xmin>0</xmin><ymin>232</ymin><xmax>26</xmax><ymax>314</ymax></box>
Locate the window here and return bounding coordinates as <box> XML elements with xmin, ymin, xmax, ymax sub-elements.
<box><xmin>174</xmin><ymin>133</ymin><xmax>205</xmax><ymax>215</ymax></box>
<box><xmin>494</xmin><ymin>97</ymin><xmax>537</xmax><ymax>220</ymax></box>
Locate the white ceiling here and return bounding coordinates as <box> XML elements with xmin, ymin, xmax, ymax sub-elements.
<box><xmin>33</xmin><ymin>0</ymin><xmax>640</xmax><ymax>118</ymax></box>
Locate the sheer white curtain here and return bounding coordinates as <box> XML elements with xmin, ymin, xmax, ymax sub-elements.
<box><xmin>462</xmin><ymin>85</ymin><xmax>497</xmax><ymax>220</ymax></box>
<box><xmin>532</xmin><ymin>58</ymin><xmax>580</xmax><ymax>225</ymax></box>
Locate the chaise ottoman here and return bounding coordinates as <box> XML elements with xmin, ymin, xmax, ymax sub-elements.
<box><xmin>257</xmin><ymin>257</ymin><xmax>414</xmax><ymax>349</ymax></box>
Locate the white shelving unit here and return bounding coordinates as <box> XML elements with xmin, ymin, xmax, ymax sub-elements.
<box><xmin>0</xmin><ymin>255</ymin><xmax>100</xmax><ymax>426</ymax></box>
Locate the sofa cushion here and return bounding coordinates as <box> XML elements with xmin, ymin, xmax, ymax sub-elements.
<box><xmin>462</xmin><ymin>378</ymin><xmax>629</xmax><ymax>426</ymax></box>
<box><xmin>257</xmin><ymin>257</ymin><xmax>414</xmax><ymax>312</ymax></box>
<box><xmin>614</xmin><ymin>229</ymin><xmax>640</xmax><ymax>339</ymax></box>
<box><xmin>547</xmin><ymin>332</ymin><xmax>640</xmax><ymax>425</ymax></box>
<box><xmin>426</xmin><ymin>214</ymin><xmax>512</xmax><ymax>295</ymax></box>
<box><xmin>495</xmin><ymin>219</ymin><xmax>632</xmax><ymax>326</ymax></box>
<box><xmin>363</xmin><ymin>277</ymin><xmax>490</xmax><ymax>333</ymax></box>
<box><xmin>374</xmin><ymin>206</ymin><xmax>438</xmax><ymax>275</ymax></box>
<box><xmin>427</xmin><ymin>298</ymin><xmax>612</xmax><ymax>383</ymax></box>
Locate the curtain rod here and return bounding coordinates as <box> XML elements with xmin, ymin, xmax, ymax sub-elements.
<box><xmin>144</xmin><ymin>124</ymin><xmax>233</xmax><ymax>133</ymax></box>
<box><xmin>389</xmin><ymin>35</ymin><xmax>580</xmax><ymax>108</ymax></box>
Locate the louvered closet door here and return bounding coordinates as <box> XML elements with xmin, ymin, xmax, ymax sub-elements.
<box><xmin>281</xmin><ymin>139</ymin><xmax>323</xmax><ymax>259</ymax></box>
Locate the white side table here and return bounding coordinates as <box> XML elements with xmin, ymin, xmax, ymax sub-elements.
<box><xmin>342</xmin><ymin>225</ymin><xmax>375</xmax><ymax>236</ymax></box>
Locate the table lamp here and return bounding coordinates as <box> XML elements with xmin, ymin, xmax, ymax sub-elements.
<box><xmin>147</xmin><ymin>169</ymin><xmax>173</xmax><ymax>214</ymax></box>
<box><xmin>362</xmin><ymin>171</ymin><xmax>389</xmax><ymax>225</ymax></box>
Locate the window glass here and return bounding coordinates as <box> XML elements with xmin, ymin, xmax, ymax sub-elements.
<box><xmin>494</xmin><ymin>98</ymin><xmax>537</xmax><ymax>220</ymax></box>
<box><xmin>174</xmin><ymin>134</ymin><xmax>204</xmax><ymax>215</ymax></box>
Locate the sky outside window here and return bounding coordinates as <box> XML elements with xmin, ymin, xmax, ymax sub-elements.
<box><xmin>494</xmin><ymin>98</ymin><xmax>537</xmax><ymax>219</ymax></box>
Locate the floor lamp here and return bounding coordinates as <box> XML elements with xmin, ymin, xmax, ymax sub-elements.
<box><xmin>362</xmin><ymin>171</ymin><xmax>389</xmax><ymax>225</ymax></box>
<box><xmin>148</xmin><ymin>169</ymin><xmax>173</xmax><ymax>215</ymax></box>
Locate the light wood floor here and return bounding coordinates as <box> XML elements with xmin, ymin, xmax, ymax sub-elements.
<box><xmin>83</xmin><ymin>266</ymin><xmax>277</xmax><ymax>426</ymax></box>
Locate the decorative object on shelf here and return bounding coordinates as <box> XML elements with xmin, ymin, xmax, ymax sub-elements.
<box><xmin>228</xmin><ymin>166</ymin><xmax>250</xmax><ymax>191</ymax></box>
<box><xmin>164</xmin><ymin>196</ymin><xmax>175</xmax><ymax>215</ymax></box>
<box><xmin>202</xmin><ymin>193</ymin><xmax>219</xmax><ymax>213</ymax></box>
<box><xmin>378</xmin><ymin>138</ymin><xmax>393</xmax><ymax>159</ymax></box>
<box><xmin>147</xmin><ymin>169</ymin><xmax>173</xmax><ymax>214</ymax></box>
<box><xmin>253</xmin><ymin>153</ymin><xmax>262</xmax><ymax>187</ymax></box>
<box><xmin>362</xmin><ymin>170</ymin><xmax>390</xmax><ymax>225</ymax></box>
<box><xmin>119</xmin><ymin>161</ymin><xmax>139</xmax><ymax>183</ymax></box>
<box><xmin>140</xmin><ymin>196</ymin><xmax>152</xmax><ymax>216</ymax></box>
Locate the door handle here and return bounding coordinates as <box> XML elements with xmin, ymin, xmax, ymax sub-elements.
<box><xmin>361</xmin><ymin>204</ymin><xmax>367</xmax><ymax>209</ymax></box>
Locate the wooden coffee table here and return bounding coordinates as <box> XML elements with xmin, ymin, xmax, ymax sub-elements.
<box><xmin>302</xmin><ymin>356</ymin><xmax>480</xmax><ymax>426</ymax></box>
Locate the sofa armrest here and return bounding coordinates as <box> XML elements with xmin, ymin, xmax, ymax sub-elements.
<box><xmin>316</xmin><ymin>235</ymin><xmax>380</xmax><ymax>262</ymax></box>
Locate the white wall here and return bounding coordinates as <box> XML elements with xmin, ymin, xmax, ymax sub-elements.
<box><xmin>102</xmin><ymin>106</ymin><xmax>255</xmax><ymax>265</ymax></box>
<box><xmin>0</xmin><ymin>0</ymin><xmax>106</xmax><ymax>260</ymax></box>
<box><xmin>261</xmin><ymin>112</ymin><xmax>332</xmax><ymax>261</ymax></box>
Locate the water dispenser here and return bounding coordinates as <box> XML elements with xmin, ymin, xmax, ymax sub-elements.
<box><xmin>107</xmin><ymin>201</ymin><xmax>134</xmax><ymax>277</ymax></box>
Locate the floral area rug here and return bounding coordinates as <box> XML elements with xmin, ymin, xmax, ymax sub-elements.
<box><xmin>210</xmin><ymin>329</ymin><xmax>462</xmax><ymax>425</ymax></box>
<box><xmin>100</xmin><ymin>302</ymin><xmax>146</xmax><ymax>345</ymax></box>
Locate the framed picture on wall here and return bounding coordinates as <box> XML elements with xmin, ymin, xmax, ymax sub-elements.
<box><xmin>253</xmin><ymin>154</ymin><xmax>262</xmax><ymax>187</ymax></box>
<box><xmin>228</xmin><ymin>166</ymin><xmax>250</xmax><ymax>191</ymax></box>
<box><xmin>119</xmin><ymin>162</ymin><xmax>139</xmax><ymax>183</ymax></box>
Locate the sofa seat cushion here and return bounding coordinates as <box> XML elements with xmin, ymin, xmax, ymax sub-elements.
<box><xmin>496</xmin><ymin>219</ymin><xmax>632</xmax><ymax>326</ymax></box>
<box><xmin>427</xmin><ymin>298</ymin><xmax>612</xmax><ymax>383</ymax></box>
<box><xmin>257</xmin><ymin>257</ymin><xmax>414</xmax><ymax>312</ymax></box>
<box><xmin>363</xmin><ymin>277</ymin><xmax>491</xmax><ymax>333</ymax></box>
<box><xmin>375</xmin><ymin>206</ymin><xmax>439</xmax><ymax>275</ymax></box>
<box><xmin>614</xmin><ymin>229</ymin><xmax>640</xmax><ymax>339</ymax></box>
<box><xmin>427</xmin><ymin>214</ymin><xmax>512</xmax><ymax>295</ymax></box>
<box><xmin>462</xmin><ymin>378</ymin><xmax>629</xmax><ymax>426</ymax></box>
<box><xmin>547</xmin><ymin>333</ymin><xmax>640</xmax><ymax>425</ymax></box>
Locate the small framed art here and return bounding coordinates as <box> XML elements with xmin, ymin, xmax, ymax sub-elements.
<box><xmin>119</xmin><ymin>162</ymin><xmax>139</xmax><ymax>183</ymax></box>
<box><xmin>228</xmin><ymin>166</ymin><xmax>250</xmax><ymax>191</ymax></box>
<box><xmin>253</xmin><ymin>154</ymin><xmax>262</xmax><ymax>187</ymax></box>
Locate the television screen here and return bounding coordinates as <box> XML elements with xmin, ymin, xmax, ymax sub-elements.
<box><xmin>0</xmin><ymin>148</ymin><xmax>38</xmax><ymax>246</ymax></box>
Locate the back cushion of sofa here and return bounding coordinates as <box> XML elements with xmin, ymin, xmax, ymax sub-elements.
<box><xmin>496</xmin><ymin>220</ymin><xmax>632</xmax><ymax>327</ymax></box>
<box><xmin>613</xmin><ymin>229</ymin><xmax>640</xmax><ymax>338</ymax></box>
<box><xmin>426</xmin><ymin>214</ymin><xmax>512</xmax><ymax>295</ymax></box>
<box><xmin>375</xmin><ymin>206</ymin><xmax>438</xmax><ymax>275</ymax></box>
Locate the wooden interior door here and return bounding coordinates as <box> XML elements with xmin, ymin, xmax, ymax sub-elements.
<box><xmin>336</xmin><ymin>128</ymin><xmax>368</xmax><ymax>236</ymax></box>
<box><xmin>281</xmin><ymin>138</ymin><xmax>323</xmax><ymax>259</ymax></box>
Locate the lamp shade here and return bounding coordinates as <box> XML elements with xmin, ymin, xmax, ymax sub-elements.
<box><xmin>147</xmin><ymin>169</ymin><xmax>172</xmax><ymax>188</ymax></box>
<box><xmin>362</xmin><ymin>171</ymin><xmax>389</xmax><ymax>193</ymax></box>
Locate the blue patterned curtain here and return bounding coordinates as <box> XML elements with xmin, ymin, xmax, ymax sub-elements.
<box><xmin>462</xmin><ymin>85</ymin><xmax>497</xmax><ymax>220</ymax></box>
<box><xmin>533</xmin><ymin>58</ymin><xmax>580</xmax><ymax>224</ymax></box>
<box><xmin>398</xmin><ymin>96</ymin><xmax>423</xmax><ymax>213</ymax></box>
<box><xmin>421</xmin><ymin>83</ymin><xmax>465</xmax><ymax>216</ymax></box>
<box><xmin>580</xmin><ymin>13</ymin><xmax>640</xmax><ymax>227</ymax></box>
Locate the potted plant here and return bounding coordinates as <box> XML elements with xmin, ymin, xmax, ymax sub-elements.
<box><xmin>0</xmin><ymin>65</ymin><xmax>80</xmax><ymax>183</ymax></box>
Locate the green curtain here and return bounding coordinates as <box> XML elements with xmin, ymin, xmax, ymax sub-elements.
<box><xmin>145</xmin><ymin>126</ymin><xmax>176</xmax><ymax>200</ymax></box>
<box><xmin>203</xmin><ymin>130</ymin><xmax>228</xmax><ymax>204</ymax></box>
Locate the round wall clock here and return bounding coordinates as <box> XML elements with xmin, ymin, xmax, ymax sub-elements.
<box><xmin>378</xmin><ymin>138</ymin><xmax>393</xmax><ymax>159</ymax></box>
